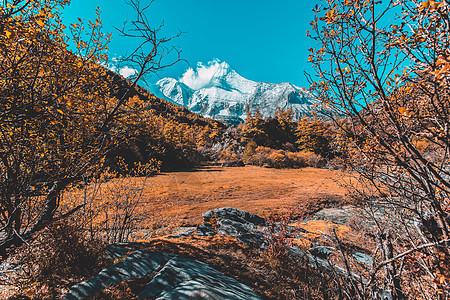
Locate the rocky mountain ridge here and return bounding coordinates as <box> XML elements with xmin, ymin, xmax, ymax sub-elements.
<box><xmin>155</xmin><ymin>60</ymin><xmax>319</xmax><ymax>125</ymax></box>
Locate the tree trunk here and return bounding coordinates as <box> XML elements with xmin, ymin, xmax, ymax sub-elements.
<box><xmin>381</xmin><ymin>231</ymin><xmax>404</xmax><ymax>300</ymax></box>
<box><xmin>0</xmin><ymin>182</ymin><xmax>62</xmax><ymax>260</ymax></box>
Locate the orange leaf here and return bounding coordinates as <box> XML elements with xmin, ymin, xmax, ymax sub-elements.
<box><xmin>326</xmin><ymin>8</ymin><xmax>335</xmax><ymax>20</ymax></box>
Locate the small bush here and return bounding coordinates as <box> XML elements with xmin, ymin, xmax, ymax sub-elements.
<box><xmin>264</xmin><ymin>209</ymin><xmax>295</xmax><ymax>259</ymax></box>
<box><xmin>291</xmin><ymin>151</ymin><xmax>325</xmax><ymax>168</ymax></box>
<box><xmin>217</xmin><ymin>148</ymin><xmax>240</xmax><ymax>162</ymax></box>
<box><xmin>267</xmin><ymin>151</ymin><xmax>288</xmax><ymax>168</ymax></box>
<box><xmin>286</xmin><ymin>152</ymin><xmax>308</xmax><ymax>168</ymax></box>
<box><xmin>244</xmin><ymin>146</ymin><xmax>324</xmax><ymax>169</ymax></box>
<box><xmin>8</xmin><ymin>222</ymin><xmax>108</xmax><ymax>299</ymax></box>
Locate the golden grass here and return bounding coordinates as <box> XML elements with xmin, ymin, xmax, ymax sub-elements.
<box><xmin>290</xmin><ymin>220</ymin><xmax>357</xmax><ymax>248</ymax></box>
<box><xmin>146</xmin><ymin>165</ymin><xmax>349</xmax><ymax>226</ymax></box>
<box><xmin>60</xmin><ymin>165</ymin><xmax>350</xmax><ymax>240</ymax></box>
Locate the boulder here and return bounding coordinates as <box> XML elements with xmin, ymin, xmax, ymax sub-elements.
<box><xmin>64</xmin><ymin>249</ymin><xmax>261</xmax><ymax>300</ymax></box>
<box><xmin>198</xmin><ymin>207</ymin><xmax>266</xmax><ymax>247</ymax></box>
<box><xmin>217</xmin><ymin>218</ymin><xmax>266</xmax><ymax>248</ymax></box>
<box><xmin>308</xmin><ymin>206</ymin><xmax>357</xmax><ymax>225</ymax></box>
<box><xmin>64</xmin><ymin>250</ymin><xmax>171</xmax><ymax>299</ymax></box>
<box><xmin>138</xmin><ymin>256</ymin><xmax>261</xmax><ymax>299</ymax></box>
<box><xmin>202</xmin><ymin>207</ymin><xmax>265</xmax><ymax>226</ymax></box>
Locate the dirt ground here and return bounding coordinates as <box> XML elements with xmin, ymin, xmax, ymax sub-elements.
<box><xmin>139</xmin><ymin>165</ymin><xmax>349</xmax><ymax>227</ymax></box>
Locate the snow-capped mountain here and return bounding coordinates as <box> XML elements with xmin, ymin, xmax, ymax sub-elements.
<box><xmin>155</xmin><ymin>60</ymin><xmax>319</xmax><ymax>125</ymax></box>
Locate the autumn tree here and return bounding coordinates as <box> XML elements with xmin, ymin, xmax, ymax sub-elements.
<box><xmin>270</xmin><ymin>107</ymin><xmax>297</xmax><ymax>149</ymax></box>
<box><xmin>240</xmin><ymin>106</ymin><xmax>270</xmax><ymax>146</ymax></box>
<box><xmin>0</xmin><ymin>0</ymin><xmax>180</xmax><ymax>258</ymax></box>
<box><xmin>296</xmin><ymin>117</ymin><xmax>332</xmax><ymax>158</ymax></box>
<box><xmin>309</xmin><ymin>0</ymin><xmax>450</xmax><ymax>297</ymax></box>
<box><xmin>240</xmin><ymin>106</ymin><xmax>298</xmax><ymax>149</ymax></box>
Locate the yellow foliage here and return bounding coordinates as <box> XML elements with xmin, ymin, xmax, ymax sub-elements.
<box><xmin>0</xmin><ymin>0</ymin><xmax>119</xmax><ymax>255</ymax></box>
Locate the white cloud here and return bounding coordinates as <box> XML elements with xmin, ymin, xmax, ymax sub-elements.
<box><xmin>104</xmin><ymin>57</ymin><xmax>137</xmax><ymax>78</ymax></box>
<box><xmin>119</xmin><ymin>66</ymin><xmax>137</xmax><ymax>78</ymax></box>
<box><xmin>101</xmin><ymin>61</ymin><xmax>116</xmax><ymax>73</ymax></box>
<box><xmin>180</xmin><ymin>59</ymin><xmax>223</xmax><ymax>90</ymax></box>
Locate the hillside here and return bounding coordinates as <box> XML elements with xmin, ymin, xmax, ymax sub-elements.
<box><xmin>110</xmin><ymin>70</ymin><xmax>227</xmax><ymax>129</ymax></box>
<box><xmin>101</xmin><ymin>71</ymin><xmax>229</xmax><ymax>172</ymax></box>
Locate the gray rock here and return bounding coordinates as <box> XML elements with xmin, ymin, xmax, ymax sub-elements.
<box><xmin>167</xmin><ymin>228</ymin><xmax>196</xmax><ymax>239</ymax></box>
<box><xmin>352</xmin><ymin>252</ymin><xmax>373</xmax><ymax>267</ymax></box>
<box><xmin>235</xmin><ymin>232</ymin><xmax>266</xmax><ymax>249</ymax></box>
<box><xmin>217</xmin><ymin>218</ymin><xmax>266</xmax><ymax>248</ymax></box>
<box><xmin>196</xmin><ymin>223</ymin><xmax>215</xmax><ymax>236</ymax></box>
<box><xmin>64</xmin><ymin>249</ymin><xmax>261</xmax><ymax>300</ymax></box>
<box><xmin>198</xmin><ymin>208</ymin><xmax>266</xmax><ymax>248</ymax></box>
<box><xmin>373</xmin><ymin>289</ymin><xmax>393</xmax><ymax>300</ymax></box>
<box><xmin>64</xmin><ymin>250</ymin><xmax>171</xmax><ymax>299</ymax></box>
<box><xmin>203</xmin><ymin>207</ymin><xmax>265</xmax><ymax>226</ymax></box>
<box><xmin>138</xmin><ymin>256</ymin><xmax>261</xmax><ymax>299</ymax></box>
<box><xmin>309</xmin><ymin>244</ymin><xmax>333</xmax><ymax>258</ymax></box>
<box><xmin>308</xmin><ymin>206</ymin><xmax>357</xmax><ymax>225</ymax></box>
<box><xmin>104</xmin><ymin>244</ymin><xmax>133</xmax><ymax>259</ymax></box>
<box><xmin>217</xmin><ymin>218</ymin><xmax>257</xmax><ymax>236</ymax></box>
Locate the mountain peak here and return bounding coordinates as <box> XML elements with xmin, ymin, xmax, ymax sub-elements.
<box><xmin>178</xmin><ymin>59</ymin><xmax>237</xmax><ymax>90</ymax></box>
<box><xmin>156</xmin><ymin>60</ymin><xmax>318</xmax><ymax>125</ymax></box>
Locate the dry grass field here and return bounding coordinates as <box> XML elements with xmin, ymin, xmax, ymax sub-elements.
<box><xmin>140</xmin><ymin>165</ymin><xmax>349</xmax><ymax>226</ymax></box>
<box><xmin>60</xmin><ymin>165</ymin><xmax>350</xmax><ymax>239</ymax></box>
<box><xmin>54</xmin><ymin>166</ymin><xmax>351</xmax><ymax>299</ymax></box>
<box><xmin>1</xmin><ymin>166</ymin><xmax>354</xmax><ymax>299</ymax></box>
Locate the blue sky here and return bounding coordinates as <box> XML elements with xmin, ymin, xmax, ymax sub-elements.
<box><xmin>63</xmin><ymin>0</ymin><xmax>319</xmax><ymax>88</ymax></box>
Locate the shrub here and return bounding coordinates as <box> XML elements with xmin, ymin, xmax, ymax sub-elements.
<box><xmin>267</xmin><ymin>151</ymin><xmax>289</xmax><ymax>168</ymax></box>
<box><xmin>286</xmin><ymin>152</ymin><xmax>308</xmax><ymax>168</ymax></box>
<box><xmin>218</xmin><ymin>148</ymin><xmax>240</xmax><ymax>162</ymax></box>
<box><xmin>8</xmin><ymin>222</ymin><xmax>108</xmax><ymax>299</ymax></box>
<box><xmin>244</xmin><ymin>146</ymin><xmax>324</xmax><ymax>169</ymax></box>
<box><xmin>61</xmin><ymin>167</ymin><xmax>166</xmax><ymax>244</ymax></box>
<box><xmin>291</xmin><ymin>151</ymin><xmax>326</xmax><ymax>168</ymax></box>
<box><xmin>243</xmin><ymin>146</ymin><xmax>270</xmax><ymax>166</ymax></box>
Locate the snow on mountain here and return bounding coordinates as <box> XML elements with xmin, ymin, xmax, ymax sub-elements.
<box><xmin>156</xmin><ymin>59</ymin><xmax>319</xmax><ymax>125</ymax></box>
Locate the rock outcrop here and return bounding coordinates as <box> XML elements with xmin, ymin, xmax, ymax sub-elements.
<box><xmin>64</xmin><ymin>249</ymin><xmax>261</xmax><ymax>300</ymax></box>
<box><xmin>195</xmin><ymin>207</ymin><xmax>266</xmax><ymax>248</ymax></box>
<box><xmin>64</xmin><ymin>207</ymin><xmax>391</xmax><ymax>299</ymax></box>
